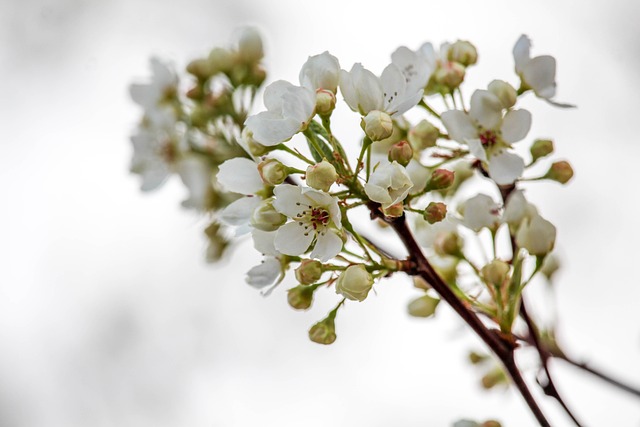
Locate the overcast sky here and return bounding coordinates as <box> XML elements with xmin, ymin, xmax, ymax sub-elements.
<box><xmin>1</xmin><ymin>1</ymin><xmax>639</xmax><ymax>426</ymax></box>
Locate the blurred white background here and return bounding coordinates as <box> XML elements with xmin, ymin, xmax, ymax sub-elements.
<box><xmin>1</xmin><ymin>0</ymin><xmax>640</xmax><ymax>426</ymax></box>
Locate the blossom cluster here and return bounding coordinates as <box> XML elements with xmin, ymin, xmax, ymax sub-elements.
<box><xmin>129</xmin><ymin>29</ymin><xmax>573</xmax><ymax>349</ymax></box>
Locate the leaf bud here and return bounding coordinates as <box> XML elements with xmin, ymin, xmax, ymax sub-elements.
<box><xmin>308</xmin><ymin>313</ymin><xmax>337</xmax><ymax>345</ymax></box>
<box><xmin>335</xmin><ymin>265</ymin><xmax>374</xmax><ymax>302</ymax></box>
<box><xmin>530</xmin><ymin>139</ymin><xmax>554</xmax><ymax>161</ymax></box>
<box><xmin>258</xmin><ymin>158</ymin><xmax>288</xmax><ymax>186</ymax></box>
<box><xmin>388</xmin><ymin>140</ymin><xmax>413</xmax><ymax>166</ymax></box>
<box><xmin>545</xmin><ymin>160</ymin><xmax>573</xmax><ymax>184</ymax></box>
<box><xmin>295</xmin><ymin>259</ymin><xmax>323</xmax><ymax>285</ymax></box>
<box><xmin>488</xmin><ymin>80</ymin><xmax>517</xmax><ymax>109</ymax></box>
<box><xmin>425</xmin><ymin>168</ymin><xmax>455</xmax><ymax>191</ymax></box>
<box><xmin>287</xmin><ymin>285</ymin><xmax>316</xmax><ymax>310</ymax></box>
<box><xmin>448</xmin><ymin>40</ymin><xmax>478</xmax><ymax>67</ymax></box>
<box><xmin>250</xmin><ymin>198</ymin><xmax>287</xmax><ymax>232</ymax></box>
<box><xmin>315</xmin><ymin>89</ymin><xmax>336</xmax><ymax>116</ymax></box>
<box><xmin>407</xmin><ymin>294</ymin><xmax>440</xmax><ymax>318</ymax></box>
<box><xmin>306</xmin><ymin>159</ymin><xmax>338</xmax><ymax>192</ymax></box>
<box><xmin>423</xmin><ymin>202</ymin><xmax>447</xmax><ymax>224</ymax></box>
<box><xmin>408</xmin><ymin>120</ymin><xmax>440</xmax><ymax>150</ymax></box>
<box><xmin>362</xmin><ymin>110</ymin><xmax>393</xmax><ymax>141</ymax></box>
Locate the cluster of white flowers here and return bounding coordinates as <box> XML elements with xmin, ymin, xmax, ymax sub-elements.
<box><xmin>130</xmin><ymin>29</ymin><xmax>573</xmax><ymax>348</ymax></box>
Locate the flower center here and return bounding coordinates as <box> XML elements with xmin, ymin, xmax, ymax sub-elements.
<box><xmin>296</xmin><ymin>203</ymin><xmax>331</xmax><ymax>236</ymax></box>
<box><xmin>479</xmin><ymin>129</ymin><xmax>497</xmax><ymax>147</ymax></box>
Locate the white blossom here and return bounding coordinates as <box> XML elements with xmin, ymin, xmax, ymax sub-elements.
<box><xmin>460</xmin><ymin>194</ymin><xmax>501</xmax><ymax>232</ymax></box>
<box><xmin>272</xmin><ymin>184</ymin><xmax>343</xmax><ymax>262</ymax></box>
<box><xmin>246</xmin><ymin>229</ymin><xmax>285</xmax><ymax>290</ymax></box>
<box><xmin>299</xmin><ymin>51</ymin><xmax>341</xmax><ymax>93</ymax></box>
<box><xmin>216</xmin><ymin>157</ymin><xmax>264</xmax><ymax>232</ymax></box>
<box><xmin>390</xmin><ymin>44</ymin><xmax>436</xmax><ymax>94</ymax></box>
<box><xmin>130</xmin><ymin>58</ymin><xmax>178</xmax><ymax>124</ymax></box>
<box><xmin>364</xmin><ymin>161</ymin><xmax>414</xmax><ymax>209</ymax></box>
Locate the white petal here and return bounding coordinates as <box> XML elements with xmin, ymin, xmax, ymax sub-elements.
<box><xmin>469</xmin><ymin>90</ymin><xmax>503</xmax><ymax>130</ymax></box>
<box><xmin>513</xmin><ymin>34</ymin><xmax>531</xmax><ymax>74</ymax></box>
<box><xmin>281</xmin><ymin>85</ymin><xmax>316</xmax><ymax>124</ymax></box>
<box><xmin>299</xmin><ymin>51</ymin><xmax>341</xmax><ymax>93</ymax></box>
<box><xmin>523</xmin><ymin>55</ymin><xmax>556</xmax><ymax>99</ymax></box>
<box><xmin>245</xmin><ymin>112</ymin><xmax>302</xmax><ymax>146</ymax></box>
<box><xmin>252</xmin><ymin>229</ymin><xmax>279</xmax><ymax>256</ymax></box>
<box><xmin>501</xmin><ymin>109</ymin><xmax>532</xmax><ymax>143</ymax></box>
<box><xmin>407</xmin><ymin>160</ymin><xmax>430</xmax><ymax>195</ymax></box>
<box><xmin>503</xmin><ymin>190</ymin><xmax>528</xmax><ymax>226</ymax></box>
<box><xmin>274</xmin><ymin>221</ymin><xmax>314</xmax><ymax>256</ymax></box>
<box><xmin>216</xmin><ymin>157</ymin><xmax>263</xmax><ymax>195</ymax></box>
<box><xmin>488</xmin><ymin>151</ymin><xmax>525</xmax><ymax>185</ymax></box>
<box><xmin>339</xmin><ymin>64</ymin><xmax>383</xmax><ymax>114</ymax></box>
<box><xmin>273</xmin><ymin>184</ymin><xmax>307</xmax><ymax>218</ymax></box>
<box><xmin>391</xmin><ymin>46</ymin><xmax>431</xmax><ymax>94</ymax></box>
<box><xmin>246</xmin><ymin>257</ymin><xmax>281</xmax><ymax>289</ymax></box>
<box><xmin>310</xmin><ymin>230</ymin><xmax>343</xmax><ymax>262</ymax></box>
<box><xmin>462</xmin><ymin>194</ymin><xmax>500</xmax><ymax>232</ymax></box>
<box><xmin>220</xmin><ymin>196</ymin><xmax>261</xmax><ymax>226</ymax></box>
<box><xmin>466</xmin><ymin>138</ymin><xmax>487</xmax><ymax>162</ymax></box>
<box><xmin>441</xmin><ymin>110</ymin><xmax>477</xmax><ymax>143</ymax></box>
<box><xmin>262</xmin><ymin>80</ymin><xmax>293</xmax><ymax>112</ymax></box>
<box><xmin>177</xmin><ymin>156</ymin><xmax>212</xmax><ymax>210</ymax></box>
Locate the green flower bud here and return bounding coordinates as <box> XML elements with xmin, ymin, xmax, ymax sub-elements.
<box><xmin>287</xmin><ymin>285</ymin><xmax>316</xmax><ymax>310</ymax></box>
<box><xmin>530</xmin><ymin>139</ymin><xmax>554</xmax><ymax>161</ymax></box>
<box><xmin>481</xmin><ymin>259</ymin><xmax>510</xmax><ymax>290</ymax></box>
<box><xmin>258</xmin><ymin>158</ymin><xmax>288</xmax><ymax>186</ymax></box>
<box><xmin>186</xmin><ymin>58</ymin><xmax>214</xmax><ymax>81</ymax></box>
<box><xmin>335</xmin><ymin>265</ymin><xmax>374</xmax><ymax>302</ymax></box>
<box><xmin>408</xmin><ymin>120</ymin><xmax>440</xmax><ymax>150</ymax></box>
<box><xmin>448</xmin><ymin>40</ymin><xmax>478</xmax><ymax>67</ymax></box>
<box><xmin>423</xmin><ymin>202</ymin><xmax>447</xmax><ymax>224</ymax></box>
<box><xmin>208</xmin><ymin>47</ymin><xmax>235</xmax><ymax>74</ymax></box>
<box><xmin>250</xmin><ymin>199</ymin><xmax>287</xmax><ymax>232</ymax></box>
<box><xmin>295</xmin><ymin>259</ymin><xmax>323</xmax><ymax>285</ymax></box>
<box><xmin>481</xmin><ymin>367</ymin><xmax>508</xmax><ymax>389</ymax></box>
<box><xmin>407</xmin><ymin>294</ymin><xmax>440</xmax><ymax>318</ymax></box>
<box><xmin>204</xmin><ymin>221</ymin><xmax>229</xmax><ymax>262</ymax></box>
<box><xmin>388</xmin><ymin>140</ymin><xmax>413</xmax><ymax>166</ymax></box>
<box><xmin>545</xmin><ymin>160</ymin><xmax>574</xmax><ymax>184</ymax></box>
<box><xmin>305</xmin><ymin>159</ymin><xmax>338</xmax><ymax>192</ymax></box>
<box><xmin>308</xmin><ymin>314</ymin><xmax>336</xmax><ymax>345</ymax></box>
<box><xmin>237</xmin><ymin>27</ymin><xmax>264</xmax><ymax>64</ymax></box>
<box><xmin>468</xmin><ymin>351</ymin><xmax>488</xmax><ymax>365</ymax></box>
<box><xmin>362</xmin><ymin>110</ymin><xmax>393</xmax><ymax>141</ymax></box>
<box><xmin>482</xmin><ymin>421</ymin><xmax>502</xmax><ymax>427</ymax></box>
<box><xmin>434</xmin><ymin>231</ymin><xmax>462</xmax><ymax>257</ymax></box>
<box><xmin>488</xmin><ymin>80</ymin><xmax>517</xmax><ymax>109</ymax></box>
<box><xmin>426</xmin><ymin>168</ymin><xmax>455</xmax><ymax>191</ymax></box>
<box><xmin>413</xmin><ymin>276</ymin><xmax>431</xmax><ymax>290</ymax></box>
<box><xmin>315</xmin><ymin>89</ymin><xmax>336</xmax><ymax>116</ymax></box>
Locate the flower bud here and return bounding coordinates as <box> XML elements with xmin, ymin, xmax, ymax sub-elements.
<box><xmin>481</xmin><ymin>367</ymin><xmax>508</xmax><ymax>389</ymax></box>
<box><xmin>295</xmin><ymin>259</ymin><xmax>323</xmax><ymax>284</ymax></box>
<box><xmin>530</xmin><ymin>139</ymin><xmax>554</xmax><ymax>161</ymax></box>
<box><xmin>481</xmin><ymin>421</ymin><xmax>502</xmax><ymax>427</ymax></box>
<box><xmin>250</xmin><ymin>199</ymin><xmax>287</xmax><ymax>232</ymax></box>
<box><xmin>408</xmin><ymin>120</ymin><xmax>440</xmax><ymax>150</ymax></box>
<box><xmin>540</xmin><ymin>253</ymin><xmax>560</xmax><ymax>281</ymax></box>
<box><xmin>287</xmin><ymin>285</ymin><xmax>316</xmax><ymax>310</ymax></box>
<box><xmin>236</xmin><ymin>27</ymin><xmax>264</xmax><ymax>64</ymax></box>
<box><xmin>545</xmin><ymin>160</ymin><xmax>574</xmax><ymax>184</ymax></box>
<box><xmin>424</xmin><ymin>202</ymin><xmax>447</xmax><ymax>224</ymax></box>
<box><xmin>335</xmin><ymin>265</ymin><xmax>374</xmax><ymax>302</ymax></box>
<box><xmin>382</xmin><ymin>202</ymin><xmax>404</xmax><ymax>218</ymax></box>
<box><xmin>315</xmin><ymin>89</ymin><xmax>336</xmax><ymax>116</ymax></box>
<box><xmin>362</xmin><ymin>110</ymin><xmax>393</xmax><ymax>141</ymax></box>
<box><xmin>434</xmin><ymin>231</ymin><xmax>462</xmax><ymax>257</ymax></box>
<box><xmin>432</xmin><ymin>256</ymin><xmax>459</xmax><ymax>284</ymax></box>
<box><xmin>488</xmin><ymin>80</ymin><xmax>517</xmax><ymax>109</ymax></box>
<box><xmin>425</xmin><ymin>168</ymin><xmax>455</xmax><ymax>191</ymax></box>
<box><xmin>186</xmin><ymin>58</ymin><xmax>214</xmax><ymax>81</ymax></box>
<box><xmin>306</xmin><ymin>159</ymin><xmax>338</xmax><ymax>192</ymax></box>
<box><xmin>258</xmin><ymin>158</ymin><xmax>288</xmax><ymax>186</ymax></box>
<box><xmin>480</xmin><ymin>259</ymin><xmax>510</xmax><ymax>286</ymax></box>
<box><xmin>208</xmin><ymin>47</ymin><xmax>235</xmax><ymax>74</ymax></box>
<box><xmin>516</xmin><ymin>214</ymin><xmax>556</xmax><ymax>256</ymax></box>
<box><xmin>448</xmin><ymin>40</ymin><xmax>478</xmax><ymax>67</ymax></box>
<box><xmin>434</xmin><ymin>61</ymin><xmax>466</xmax><ymax>90</ymax></box>
<box><xmin>407</xmin><ymin>294</ymin><xmax>440</xmax><ymax>318</ymax></box>
<box><xmin>242</xmin><ymin>128</ymin><xmax>271</xmax><ymax>156</ymax></box>
<box><xmin>308</xmin><ymin>314</ymin><xmax>336</xmax><ymax>345</ymax></box>
<box><xmin>388</xmin><ymin>140</ymin><xmax>413</xmax><ymax>166</ymax></box>
<box><xmin>204</xmin><ymin>221</ymin><xmax>229</xmax><ymax>262</ymax></box>
<box><xmin>468</xmin><ymin>351</ymin><xmax>488</xmax><ymax>365</ymax></box>
<box><xmin>413</xmin><ymin>276</ymin><xmax>431</xmax><ymax>290</ymax></box>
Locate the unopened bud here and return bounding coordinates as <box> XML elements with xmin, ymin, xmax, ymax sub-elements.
<box><xmin>468</xmin><ymin>351</ymin><xmax>488</xmax><ymax>365</ymax></box>
<box><xmin>187</xmin><ymin>58</ymin><xmax>214</xmax><ymax>80</ymax></box>
<box><xmin>481</xmin><ymin>421</ymin><xmax>502</xmax><ymax>427</ymax></box>
<box><xmin>434</xmin><ymin>231</ymin><xmax>462</xmax><ymax>257</ymax></box>
<box><xmin>426</xmin><ymin>168</ymin><xmax>455</xmax><ymax>191</ymax></box>
<box><xmin>315</xmin><ymin>89</ymin><xmax>336</xmax><ymax>116</ymax></box>
<box><xmin>258</xmin><ymin>158</ymin><xmax>288</xmax><ymax>186</ymax></box>
<box><xmin>408</xmin><ymin>120</ymin><xmax>440</xmax><ymax>150</ymax></box>
<box><xmin>530</xmin><ymin>139</ymin><xmax>554</xmax><ymax>161</ymax></box>
<box><xmin>335</xmin><ymin>265</ymin><xmax>374</xmax><ymax>302</ymax></box>
<box><xmin>424</xmin><ymin>202</ymin><xmax>447</xmax><ymax>224</ymax></box>
<box><xmin>295</xmin><ymin>259</ymin><xmax>323</xmax><ymax>285</ymax></box>
<box><xmin>362</xmin><ymin>110</ymin><xmax>393</xmax><ymax>141</ymax></box>
<box><xmin>388</xmin><ymin>140</ymin><xmax>413</xmax><ymax>166</ymax></box>
<box><xmin>306</xmin><ymin>159</ymin><xmax>338</xmax><ymax>192</ymax></box>
<box><xmin>434</xmin><ymin>62</ymin><xmax>466</xmax><ymax>90</ymax></box>
<box><xmin>382</xmin><ymin>202</ymin><xmax>404</xmax><ymax>218</ymax></box>
<box><xmin>308</xmin><ymin>313</ymin><xmax>336</xmax><ymax>345</ymax></box>
<box><xmin>488</xmin><ymin>80</ymin><xmax>517</xmax><ymax>109</ymax></box>
<box><xmin>516</xmin><ymin>215</ymin><xmax>556</xmax><ymax>256</ymax></box>
<box><xmin>480</xmin><ymin>259</ymin><xmax>510</xmax><ymax>286</ymax></box>
<box><xmin>545</xmin><ymin>161</ymin><xmax>574</xmax><ymax>184</ymax></box>
<box><xmin>407</xmin><ymin>294</ymin><xmax>440</xmax><ymax>318</ymax></box>
<box><xmin>250</xmin><ymin>199</ymin><xmax>287</xmax><ymax>232</ymax></box>
<box><xmin>208</xmin><ymin>47</ymin><xmax>235</xmax><ymax>74</ymax></box>
<box><xmin>243</xmin><ymin>128</ymin><xmax>271</xmax><ymax>156</ymax></box>
<box><xmin>481</xmin><ymin>367</ymin><xmax>508</xmax><ymax>389</ymax></box>
<box><xmin>237</xmin><ymin>27</ymin><xmax>264</xmax><ymax>64</ymax></box>
<box><xmin>448</xmin><ymin>40</ymin><xmax>478</xmax><ymax>67</ymax></box>
<box><xmin>287</xmin><ymin>285</ymin><xmax>316</xmax><ymax>310</ymax></box>
<box><xmin>540</xmin><ymin>253</ymin><xmax>560</xmax><ymax>281</ymax></box>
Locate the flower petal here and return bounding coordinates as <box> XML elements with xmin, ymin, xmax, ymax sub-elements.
<box><xmin>217</xmin><ymin>157</ymin><xmax>263</xmax><ymax>195</ymax></box>
<box><xmin>252</xmin><ymin>229</ymin><xmax>279</xmax><ymax>256</ymax></box>
<box><xmin>310</xmin><ymin>230</ymin><xmax>343</xmax><ymax>262</ymax></box>
<box><xmin>274</xmin><ymin>221</ymin><xmax>314</xmax><ymax>256</ymax></box>
<box><xmin>245</xmin><ymin>112</ymin><xmax>302</xmax><ymax>146</ymax></box>
<box><xmin>501</xmin><ymin>109</ymin><xmax>532</xmax><ymax>143</ymax></box>
<box><xmin>246</xmin><ymin>257</ymin><xmax>281</xmax><ymax>289</ymax></box>
<box><xmin>441</xmin><ymin>110</ymin><xmax>477</xmax><ymax>143</ymax></box>
<box><xmin>466</xmin><ymin>138</ymin><xmax>487</xmax><ymax>162</ymax></box>
<box><xmin>513</xmin><ymin>34</ymin><xmax>531</xmax><ymax>74</ymax></box>
<box><xmin>488</xmin><ymin>151</ymin><xmax>525</xmax><ymax>185</ymax></box>
<box><xmin>469</xmin><ymin>90</ymin><xmax>503</xmax><ymax>130</ymax></box>
<box><xmin>299</xmin><ymin>51</ymin><xmax>341</xmax><ymax>93</ymax></box>
<box><xmin>523</xmin><ymin>55</ymin><xmax>556</xmax><ymax>99</ymax></box>
<box><xmin>220</xmin><ymin>196</ymin><xmax>261</xmax><ymax>226</ymax></box>
<box><xmin>273</xmin><ymin>184</ymin><xmax>307</xmax><ymax>218</ymax></box>
<box><xmin>339</xmin><ymin>64</ymin><xmax>383</xmax><ymax>114</ymax></box>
